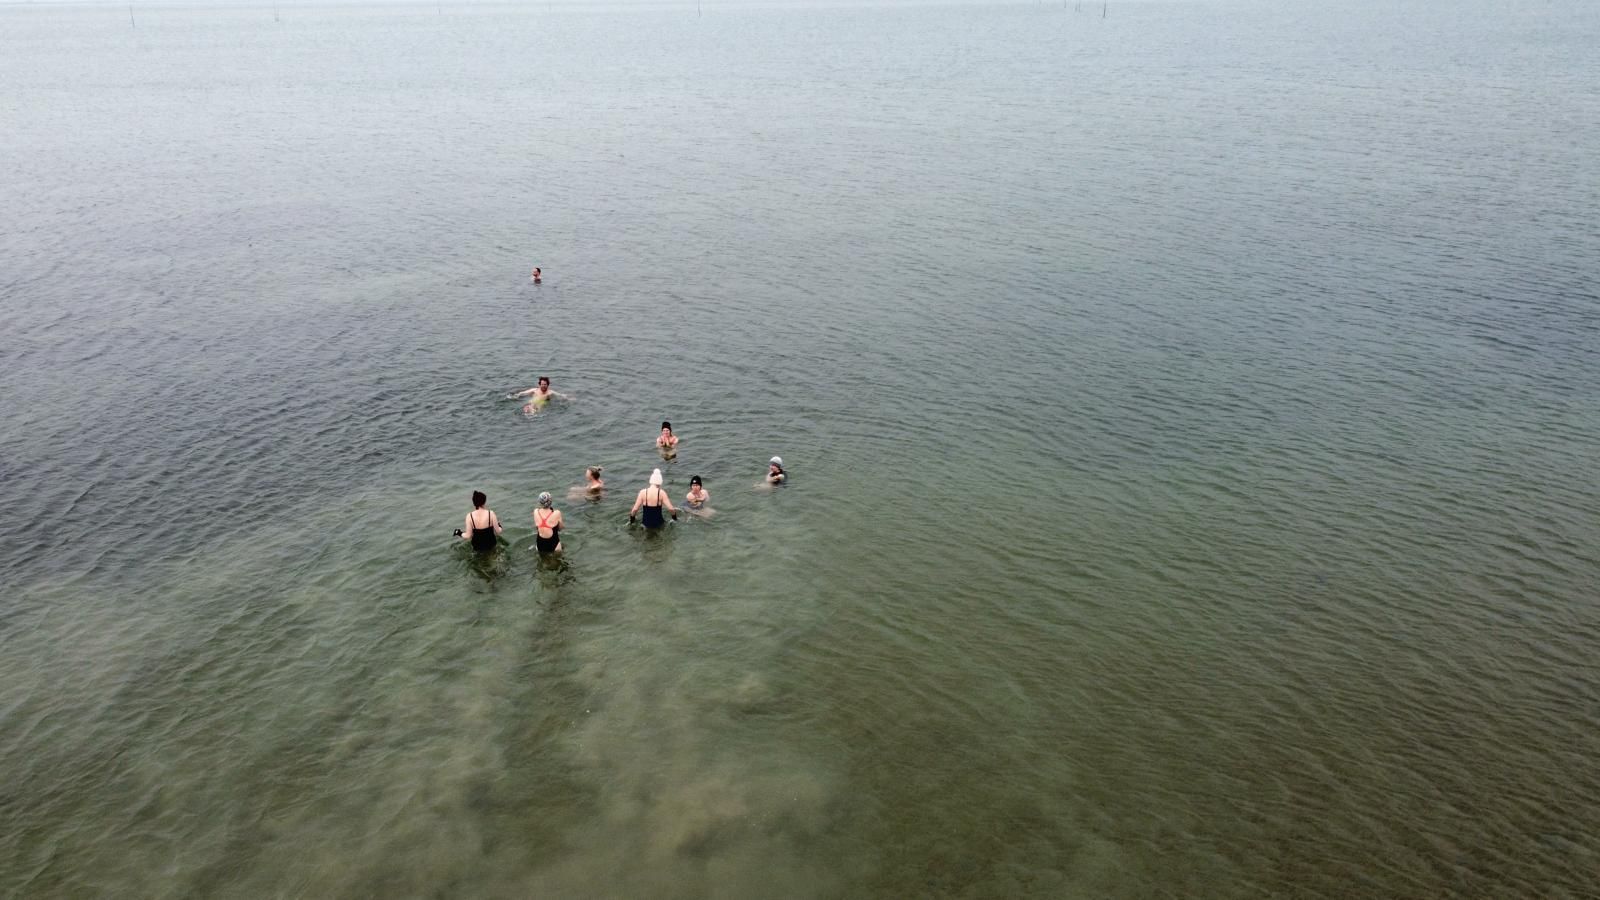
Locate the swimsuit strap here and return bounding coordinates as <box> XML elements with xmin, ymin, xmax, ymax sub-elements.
<box><xmin>537</xmin><ymin>510</ymin><xmax>553</xmax><ymax>528</ymax></box>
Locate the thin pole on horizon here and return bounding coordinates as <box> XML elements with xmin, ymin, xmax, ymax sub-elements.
<box><xmin>1102</xmin><ymin>1</ymin><xmax>1107</xmax><ymax>17</ymax></box>
<box><xmin>274</xmin><ymin>0</ymin><xmax>280</xmax><ymax>22</ymax></box>
<box><xmin>128</xmin><ymin>3</ymin><xmax>135</xmax><ymax>27</ymax></box>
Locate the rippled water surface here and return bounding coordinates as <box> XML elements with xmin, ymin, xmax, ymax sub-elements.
<box><xmin>3</xmin><ymin>0</ymin><xmax>1599</xmax><ymax>896</ymax></box>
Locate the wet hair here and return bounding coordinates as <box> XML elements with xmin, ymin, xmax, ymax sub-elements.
<box><xmin>538</xmin><ymin>376</ymin><xmax>550</xmax><ymax>386</ymax></box>
<box><xmin>587</xmin><ymin>466</ymin><xmax>603</xmax><ymax>479</ymax></box>
<box><xmin>661</xmin><ymin>421</ymin><xmax>672</xmax><ymax>431</ymax></box>
<box><xmin>472</xmin><ymin>491</ymin><xmax>487</xmax><ymax>508</ymax></box>
<box><xmin>690</xmin><ymin>475</ymin><xmax>702</xmax><ymax>486</ymax></box>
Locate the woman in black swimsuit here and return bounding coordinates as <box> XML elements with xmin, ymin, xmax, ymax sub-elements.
<box><xmin>630</xmin><ymin>468</ymin><xmax>678</xmax><ymax>528</ymax></box>
<box><xmin>459</xmin><ymin>491</ymin><xmax>502</xmax><ymax>552</ymax></box>
<box><xmin>533</xmin><ymin>492</ymin><xmax>564</xmax><ymax>554</ymax></box>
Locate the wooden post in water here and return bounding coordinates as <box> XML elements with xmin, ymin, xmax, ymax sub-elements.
<box><xmin>128</xmin><ymin>4</ymin><xmax>135</xmax><ymax>27</ymax></box>
<box><xmin>1102</xmin><ymin>1</ymin><xmax>1107</xmax><ymax>17</ymax></box>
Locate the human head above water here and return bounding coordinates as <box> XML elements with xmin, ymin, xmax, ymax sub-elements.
<box><xmin>472</xmin><ymin>490</ymin><xmax>487</xmax><ymax>508</ymax></box>
<box><xmin>587</xmin><ymin>466</ymin><xmax>603</xmax><ymax>480</ymax></box>
<box><xmin>649</xmin><ymin>468</ymin><xmax>664</xmax><ymax>486</ymax></box>
<box><xmin>538</xmin><ymin>376</ymin><xmax>550</xmax><ymax>388</ymax></box>
<box><xmin>538</xmin><ymin>492</ymin><xmax>553</xmax><ymax>508</ymax></box>
<box><xmin>690</xmin><ymin>475</ymin><xmax>703</xmax><ymax>487</ymax></box>
<box><xmin>661</xmin><ymin>421</ymin><xmax>672</xmax><ymax>433</ymax></box>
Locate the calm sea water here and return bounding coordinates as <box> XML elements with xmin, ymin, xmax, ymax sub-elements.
<box><xmin>3</xmin><ymin>0</ymin><xmax>1598</xmax><ymax>896</ymax></box>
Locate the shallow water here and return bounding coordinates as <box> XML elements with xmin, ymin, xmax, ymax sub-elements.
<box><xmin>3</xmin><ymin>0</ymin><xmax>1599</xmax><ymax>896</ymax></box>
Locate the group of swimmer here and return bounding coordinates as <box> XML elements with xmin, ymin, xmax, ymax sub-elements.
<box><xmin>455</xmin><ymin>376</ymin><xmax>788</xmax><ymax>557</ymax></box>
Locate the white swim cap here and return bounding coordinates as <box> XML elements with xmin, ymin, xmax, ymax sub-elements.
<box><xmin>769</xmin><ymin>456</ymin><xmax>783</xmax><ymax>466</ymax></box>
<box><xmin>649</xmin><ymin>468</ymin><xmax>663</xmax><ymax>486</ymax></box>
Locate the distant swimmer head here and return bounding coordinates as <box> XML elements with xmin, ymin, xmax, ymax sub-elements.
<box><xmin>649</xmin><ymin>468</ymin><xmax>664</xmax><ymax>486</ymax></box>
<box><xmin>769</xmin><ymin>456</ymin><xmax>783</xmax><ymax>467</ymax></box>
<box><xmin>587</xmin><ymin>466</ymin><xmax>603</xmax><ymax>479</ymax></box>
<box><xmin>538</xmin><ymin>376</ymin><xmax>550</xmax><ymax>388</ymax></box>
<box><xmin>690</xmin><ymin>475</ymin><xmax>703</xmax><ymax>487</ymax></box>
<box><xmin>472</xmin><ymin>490</ymin><xmax>487</xmax><ymax>508</ymax></box>
<box><xmin>661</xmin><ymin>421</ymin><xmax>673</xmax><ymax>433</ymax></box>
<box><xmin>538</xmin><ymin>492</ymin><xmax>553</xmax><ymax>508</ymax></box>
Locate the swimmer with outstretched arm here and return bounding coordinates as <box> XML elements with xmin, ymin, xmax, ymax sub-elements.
<box><xmin>629</xmin><ymin>468</ymin><xmax>678</xmax><ymax>527</ymax></box>
<box><xmin>766</xmin><ymin>456</ymin><xmax>786</xmax><ymax>484</ymax></box>
<box><xmin>510</xmin><ymin>375</ymin><xmax>568</xmax><ymax>412</ymax></box>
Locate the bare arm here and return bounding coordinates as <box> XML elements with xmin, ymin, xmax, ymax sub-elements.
<box><xmin>461</xmin><ymin>513</ymin><xmax>474</xmax><ymax>540</ymax></box>
<box><xmin>662</xmin><ymin>495</ymin><xmax>678</xmax><ymax>516</ymax></box>
<box><xmin>491</xmin><ymin>512</ymin><xmax>503</xmax><ymax>534</ymax></box>
<box><xmin>630</xmin><ymin>489</ymin><xmax>646</xmax><ymax>516</ymax></box>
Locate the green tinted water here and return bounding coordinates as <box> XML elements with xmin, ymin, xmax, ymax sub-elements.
<box><xmin>2</xmin><ymin>1</ymin><xmax>1598</xmax><ymax>896</ymax></box>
